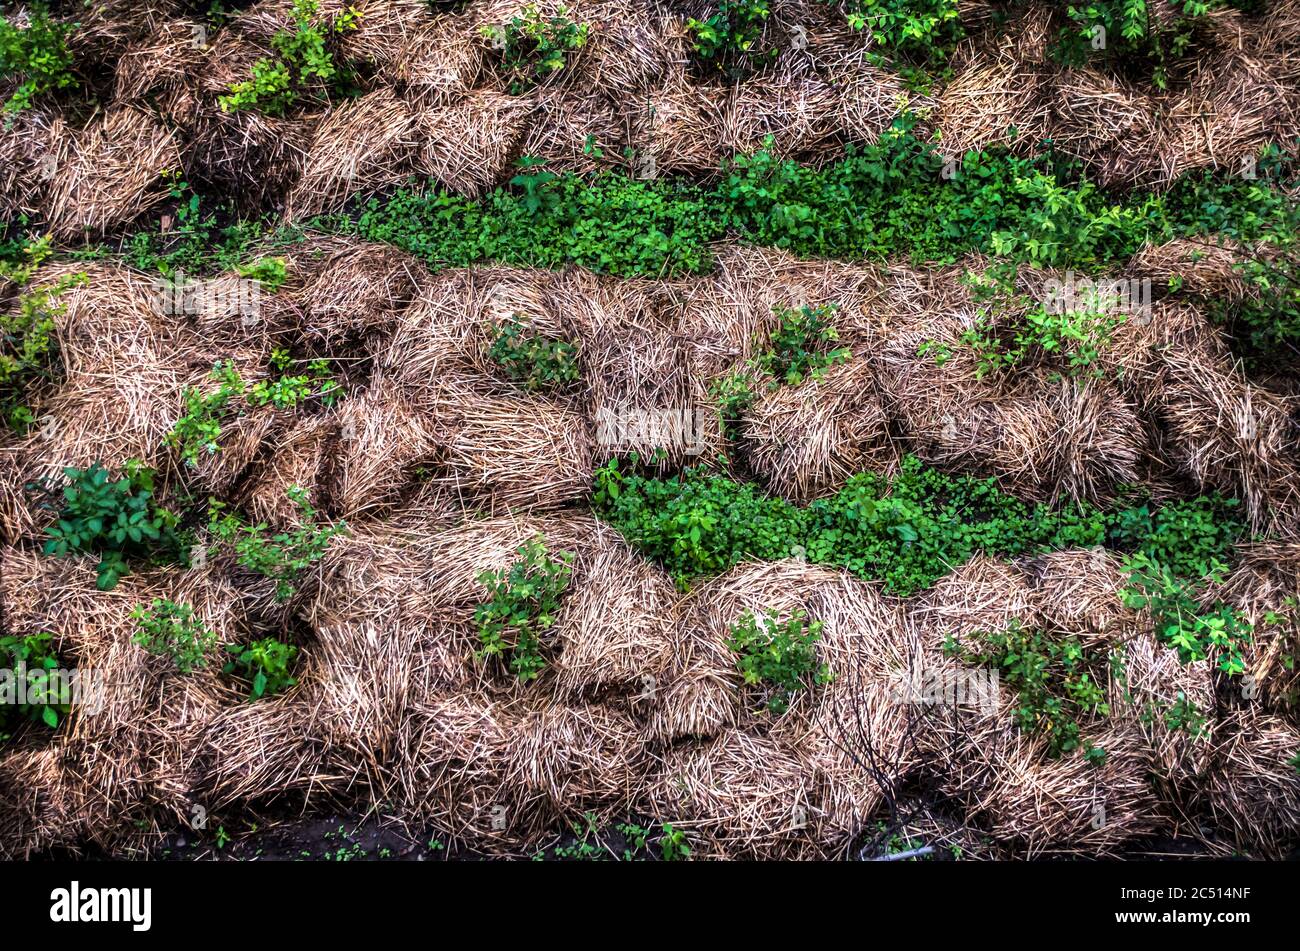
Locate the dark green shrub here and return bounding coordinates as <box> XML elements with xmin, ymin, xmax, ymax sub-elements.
<box><xmin>1121</xmin><ymin>552</ymin><xmax>1252</xmax><ymax>675</ymax></box>
<box><xmin>41</xmin><ymin>462</ymin><xmax>185</xmax><ymax>590</ymax></box>
<box><xmin>474</xmin><ymin>535</ymin><xmax>574</xmax><ymax>682</ymax></box>
<box><xmin>594</xmin><ymin>454</ymin><xmax>1243</xmax><ymax>596</ymax></box>
<box><xmin>845</xmin><ymin>0</ymin><xmax>963</xmax><ymax>64</ymax></box>
<box><xmin>223</xmin><ymin>637</ymin><xmax>298</xmax><ymax>701</ymax></box>
<box><xmin>169</xmin><ymin>358</ymin><xmax>342</xmax><ymax>465</ymax></box>
<box><xmin>728</xmin><ymin>607</ymin><xmax>831</xmax><ymax>714</ymax></box>
<box><xmin>1050</xmin><ymin>0</ymin><xmax>1224</xmax><ymax>90</ymax></box>
<box><xmin>1</xmin><ymin>240</ymin><xmax>85</xmax><ymax>431</ymax></box>
<box><xmin>168</xmin><ymin>362</ymin><xmax>246</xmax><ymax>466</ymax></box>
<box><xmin>687</xmin><ymin>0</ymin><xmax>777</xmax><ymax>76</ymax></box>
<box><xmin>756</xmin><ymin>303</ymin><xmax>852</xmax><ymax>386</ymax></box>
<box><xmin>949</xmin><ymin>265</ymin><xmax>1126</xmax><ymax>378</ymax></box>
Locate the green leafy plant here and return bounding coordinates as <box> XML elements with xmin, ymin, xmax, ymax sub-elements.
<box><xmin>727</xmin><ymin>607</ymin><xmax>831</xmax><ymax>714</ymax></box>
<box><xmin>946</xmin><ymin>620</ymin><xmax>1112</xmax><ymax>757</ymax></box>
<box><xmin>687</xmin><ymin>0</ymin><xmax>776</xmax><ymax>76</ymax></box>
<box><xmin>1051</xmin><ymin>0</ymin><xmax>1224</xmax><ymax>90</ymax></box>
<box><xmin>756</xmin><ymin>302</ymin><xmax>852</xmax><ymax>386</ymax></box>
<box><xmin>594</xmin><ymin>453</ymin><xmax>1241</xmax><ymax>597</ymax></box>
<box><xmin>1162</xmin><ymin>689</ymin><xmax>1209</xmax><ymax>739</ymax></box>
<box><xmin>247</xmin><ymin>357</ymin><xmax>341</xmax><ymax>408</ymax></box>
<box><xmin>488</xmin><ymin>316</ymin><xmax>579</xmax><ymax>391</ymax></box>
<box><xmin>659</xmin><ymin>823</ymin><xmax>691</xmax><ymax>861</ymax></box>
<box><xmin>709</xmin><ymin>369</ymin><xmax>756</xmax><ymax>440</ymax></box>
<box><xmin>1121</xmin><ymin>552</ymin><xmax>1252</xmax><ymax>675</ymax></box>
<box><xmin>208</xmin><ymin>486</ymin><xmax>347</xmax><ymax>600</ymax></box>
<box><xmin>132</xmin><ymin>599</ymin><xmax>218</xmax><ymax>673</ymax></box>
<box><xmin>41</xmin><ymin>462</ymin><xmax>185</xmax><ymax>590</ymax></box>
<box><xmin>954</xmin><ymin>266</ymin><xmax>1126</xmax><ymax>379</ymax></box>
<box><xmin>235</xmin><ymin>256</ymin><xmax>289</xmax><ymax>293</ymax></box>
<box><xmin>168</xmin><ymin>357</ymin><xmax>342</xmax><ymax>465</ymax></box>
<box><xmin>474</xmin><ymin>534</ymin><xmax>573</xmax><ymax>682</ymax></box>
<box><xmin>219</xmin><ymin>0</ymin><xmax>361</xmax><ymax>115</ymax></box>
<box><xmin>0</xmin><ymin>6</ymin><xmax>76</xmax><ymax>117</ymax></box>
<box><xmin>845</xmin><ymin>0</ymin><xmax>962</xmax><ymax>65</ymax></box>
<box><xmin>480</xmin><ymin>4</ymin><xmax>589</xmax><ymax>94</ymax></box>
<box><xmin>0</xmin><ymin>631</ymin><xmax>69</xmax><ymax>737</ymax></box>
<box><xmin>350</xmin><ymin>119</ymin><xmax>1293</xmax><ymax>284</ymax></box>
<box><xmin>223</xmin><ymin>637</ymin><xmax>299</xmax><ymax>701</ymax></box>
<box><xmin>1</xmin><ymin>240</ymin><xmax>86</xmax><ymax>430</ymax></box>
<box><xmin>168</xmin><ymin>361</ymin><xmax>246</xmax><ymax>465</ymax></box>
<box><xmin>709</xmin><ymin>302</ymin><xmax>849</xmax><ymax>438</ymax></box>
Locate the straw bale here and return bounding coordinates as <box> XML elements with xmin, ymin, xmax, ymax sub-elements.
<box><xmin>583</xmin><ymin>5</ymin><xmax>681</xmax><ymax>102</ymax></box>
<box><xmin>413</xmin><ymin>90</ymin><xmax>533</xmax><ymax>195</ymax></box>
<box><xmin>69</xmin><ymin>0</ymin><xmax>179</xmax><ymax>62</ymax></box>
<box><xmin>391</xmin><ymin>693</ymin><xmax>535</xmax><ymax>848</ymax></box>
<box><xmin>293</xmin><ymin>240</ymin><xmax>426</xmax><ymax>347</ymax></box>
<box><xmin>0</xmin><ymin>749</ymin><xmax>80</xmax><ymax>859</ymax></box>
<box><xmin>0</xmin><ymin>107</ymin><xmax>64</xmax><ymax>220</ymax></box>
<box><xmin>306</xmin><ymin>547</ymin><xmax>474</xmax><ymax>759</ymax></box>
<box><xmin>4</xmin><ymin>264</ymin><xmax>186</xmax><ymax>539</ymax></box>
<box><xmin>719</xmin><ymin>70</ymin><xmax>841</xmax><ymax>159</ymax></box>
<box><xmin>1112</xmin><ymin>631</ymin><xmax>1217</xmax><ymax>801</ymax></box>
<box><xmin>1155</xmin><ymin>52</ymin><xmax>1290</xmax><ymax>187</ymax></box>
<box><xmin>1022</xmin><ymin>547</ymin><xmax>1137</xmax><ymax>643</ymax></box>
<box><xmin>518</xmin><ymin>90</ymin><xmax>626</xmax><ymax>174</ymax></box>
<box><xmin>831</xmin><ymin>64</ymin><xmax>914</xmax><ymax>145</ymax></box>
<box><xmin>503</xmin><ymin>702</ymin><xmax>646</xmax><ymax>819</ymax></box>
<box><xmin>1202</xmin><ymin>712</ymin><xmax>1300</xmax><ymax>859</ymax></box>
<box><xmin>975</xmin><ymin>724</ymin><xmax>1164</xmax><ymax>856</ymax></box>
<box><xmin>644</xmin><ymin>729</ymin><xmax>824</xmax><ymax>859</ymax></box>
<box><xmin>238</xmin><ymin>413</ymin><xmax>338</xmax><ymax>527</ymax></box>
<box><xmin>286</xmin><ymin>87</ymin><xmax>422</xmax><ymax>219</ymax></box>
<box><xmin>419</xmin><ymin>512</ymin><xmax>612</xmax><ymax>609</ymax></box>
<box><xmin>1153</xmin><ymin>349</ymin><xmax>1300</xmax><ymax>534</ymax></box>
<box><xmin>1127</xmin><ymin>236</ymin><xmax>1256</xmax><ymax>303</ymax></box>
<box><xmin>427</xmin><ymin>385</ymin><xmax>594</xmax><ymax>512</ymax></box>
<box><xmin>386</xmin><ymin>15</ymin><xmax>486</xmax><ymax>101</ymax></box>
<box><xmin>112</xmin><ymin>19</ymin><xmax>209</xmax><ymax>104</ymax></box>
<box><xmin>188</xmin><ymin>108</ymin><xmax>317</xmax><ymax>212</ymax></box>
<box><xmin>190</xmin><ymin>667</ymin><xmax>363</xmax><ymax>811</ymax></box>
<box><xmin>744</xmin><ymin>357</ymin><xmax>898</xmax><ymax>502</ymax></box>
<box><xmin>629</xmin><ymin>66</ymin><xmax>728</xmax><ymax>176</ymax></box>
<box><xmin>43</xmin><ymin>107</ymin><xmax>181</xmax><ymax>241</ymax></box>
<box><xmin>910</xmin><ymin>554</ymin><xmax>1042</xmax><ymax>646</ymax></box>
<box><xmin>333</xmin><ymin>373</ymin><xmax>441</xmax><ymax>520</ymax></box>
<box><xmin>1049</xmin><ymin>69</ymin><xmax>1161</xmax><ymax>187</ymax></box>
<box><xmin>1215</xmin><ymin>542</ymin><xmax>1300</xmax><ymax>713</ymax></box>
<box><xmin>932</xmin><ymin>59</ymin><xmax>1050</xmax><ymax>157</ymax></box>
<box><xmin>338</xmin><ymin>0</ymin><xmax>435</xmax><ymax>69</ymax></box>
<box><xmin>552</xmin><ymin>542</ymin><xmax>677</xmax><ymax>698</ymax></box>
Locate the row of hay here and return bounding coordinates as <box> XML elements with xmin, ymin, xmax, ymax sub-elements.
<box><xmin>7</xmin><ymin>0</ymin><xmax>1296</xmax><ymax>229</ymax></box>
<box><xmin>2</xmin><ymin>501</ymin><xmax>1297</xmax><ymax>858</ymax></box>
<box><xmin>4</xmin><ymin>241</ymin><xmax>1297</xmax><ymax>543</ymax></box>
<box><xmin>936</xmin><ymin>2</ymin><xmax>1300</xmax><ymax>188</ymax></box>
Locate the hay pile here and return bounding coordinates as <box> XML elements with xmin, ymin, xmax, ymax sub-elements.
<box><xmin>43</xmin><ymin>107</ymin><xmax>181</xmax><ymax>240</ymax></box>
<box><xmin>4</xmin><ymin>0</ymin><xmax>1300</xmax><ymax>860</ymax></box>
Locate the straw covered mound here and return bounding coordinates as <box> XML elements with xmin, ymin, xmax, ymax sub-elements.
<box><xmin>2</xmin><ymin>233</ymin><xmax>1299</xmax><ymax>859</ymax></box>
<box><xmin>3</xmin><ymin>0</ymin><xmax>1299</xmax><ymax>232</ymax></box>
<box><xmin>2</xmin><ymin>0</ymin><xmax>1300</xmax><ymax>860</ymax></box>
